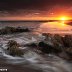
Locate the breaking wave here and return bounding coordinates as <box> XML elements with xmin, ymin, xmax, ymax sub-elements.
<box><xmin>0</xmin><ymin>34</ymin><xmax>72</xmax><ymax>72</ymax></box>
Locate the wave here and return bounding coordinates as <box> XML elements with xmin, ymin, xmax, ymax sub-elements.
<box><xmin>0</xmin><ymin>46</ymin><xmax>72</xmax><ymax>72</ymax></box>
<box><xmin>0</xmin><ymin>34</ymin><xmax>72</xmax><ymax>72</ymax></box>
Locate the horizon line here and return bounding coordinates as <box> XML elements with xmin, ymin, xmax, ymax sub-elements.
<box><xmin>0</xmin><ymin>19</ymin><xmax>72</xmax><ymax>22</ymax></box>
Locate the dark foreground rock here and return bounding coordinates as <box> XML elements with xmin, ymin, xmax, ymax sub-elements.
<box><xmin>0</xmin><ymin>26</ymin><xmax>30</xmax><ymax>35</ymax></box>
<box><xmin>63</xmin><ymin>35</ymin><xmax>72</xmax><ymax>47</ymax></box>
<box><xmin>37</xmin><ymin>33</ymin><xmax>72</xmax><ymax>60</ymax></box>
<box><xmin>38</xmin><ymin>41</ymin><xmax>62</xmax><ymax>54</ymax></box>
<box><xmin>5</xmin><ymin>33</ymin><xmax>72</xmax><ymax>60</ymax></box>
<box><xmin>7</xmin><ymin>40</ymin><xmax>24</xmax><ymax>56</ymax></box>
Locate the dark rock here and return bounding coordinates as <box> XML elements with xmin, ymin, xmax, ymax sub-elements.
<box><xmin>53</xmin><ymin>34</ymin><xmax>64</xmax><ymax>46</ymax></box>
<box><xmin>63</xmin><ymin>35</ymin><xmax>72</xmax><ymax>47</ymax></box>
<box><xmin>58</xmin><ymin>51</ymin><xmax>71</xmax><ymax>60</ymax></box>
<box><xmin>66</xmin><ymin>47</ymin><xmax>72</xmax><ymax>58</ymax></box>
<box><xmin>0</xmin><ymin>26</ymin><xmax>30</xmax><ymax>35</ymax></box>
<box><xmin>39</xmin><ymin>33</ymin><xmax>72</xmax><ymax>60</ymax></box>
<box><xmin>42</xmin><ymin>34</ymin><xmax>63</xmax><ymax>53</ymax></box>
<box><xmin>7</xmin><ymin>40</ymin><xmax>24</xmax><ymax>56</ymax></box>
<box><xmin>38</xmin><ymin>41</ymin><xmax>61</xmax><ymax>54</ymax></box>
<box><xmin>38</xmin><ymin>41</ymin><xmax>53</xmax><ymax>53</ymax></box>
<box><xmin>52</xmin><ymin>34</ymin><xmax>64</xmax><ymax>53</ymax></box>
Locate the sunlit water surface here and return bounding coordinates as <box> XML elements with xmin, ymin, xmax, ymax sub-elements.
<box><xmin>37</xmin><ymin>22</ymin><xmax>72</xmax><ymax>34</ymax></box>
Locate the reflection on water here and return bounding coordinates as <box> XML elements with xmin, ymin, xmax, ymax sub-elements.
<box><xmin>37</xmin><ymin>22</ymin><xmax>72</xmax><ymax>34</ymax></box>
<box><xmin>0</xmin><ymin>21</ymin><xmax>72</xmax><ymax>34</ymax></box>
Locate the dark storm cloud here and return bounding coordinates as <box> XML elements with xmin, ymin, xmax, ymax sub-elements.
<box><xmin>0</xmin><ymin>0</ymin><xmax>72</xmax><ymax>11</ymax></box>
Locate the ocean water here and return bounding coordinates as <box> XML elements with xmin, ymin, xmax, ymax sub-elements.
<box><xmin>0</xmin><ymin>21</ymin><xmax>72</xmax><ymax>34</ymax></box>
<box><xmin>0</xmin><ymin>21</ymin><xmax>72</xmax><ymax>72</ymax></box>
<box><xmin>0</xmin><ymin>33</ymin><xmax>72</xmax><ymax>72</ymax></box>
<box><xmin>0</xmin><ymin>21</ymin><xmax>41</xmax><ymax>28</ymax></box>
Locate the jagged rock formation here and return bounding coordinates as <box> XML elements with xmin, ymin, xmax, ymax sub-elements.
<box><xmin>7</xmin><ymin>40</ymin><xmax>24</xmax><ymax>56</ymax></box>
<box><xmin>41</xmin><ymin>33</ymin><xmax>72</xmax><ymax>60</ymax></box>
<box><xmin>6</xmin><ymin>33</ymin><xmax>72</xmax><ymax>60</ymax></box>
<box><xmin>0</xmin><ymin>26</ymin><xmax>30</xmax><ymax>35</ymax></box>
<box><xmin>63</xmin><ymin>35</ymin><xmax>72</xmax><ymax>47</ymax></box>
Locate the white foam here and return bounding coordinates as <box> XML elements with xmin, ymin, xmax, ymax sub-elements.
<box><xmin>3</xmin><ymin>53</ymin><xmax>23</xmax><ymax>59</ymax></box>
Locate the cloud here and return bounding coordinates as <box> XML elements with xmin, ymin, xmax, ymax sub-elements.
<box><xmin>0</xmin><ymin>0</ymin><xmax>72</xmax><ymax>11</ymax></box>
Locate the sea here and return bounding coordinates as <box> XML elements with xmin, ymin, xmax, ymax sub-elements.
<box><xmin>0</xmin><ymin>21</ymin><xmax>72</xmax><ymax>34</ymax></box>
<box><xmin>0</xmin><ymin>21</ymin><xmax>72</xmax><ymax>72</ymax></box>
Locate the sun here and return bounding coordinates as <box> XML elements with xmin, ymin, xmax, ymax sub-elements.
<box><xmin>60</xmin><ymin>17</ymin><xmax>68</xmax><ymax>21</ymax></box>
<box><xmin>61</xmin><ymin>17</ymin><xmax>66</xmax><ymax>20</ymax></box>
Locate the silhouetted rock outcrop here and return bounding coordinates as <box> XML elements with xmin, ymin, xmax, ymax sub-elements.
<box><xmin>0</xmin><ymin>26</ymin><xmax>30</xmax><ymax>35</ymax></box>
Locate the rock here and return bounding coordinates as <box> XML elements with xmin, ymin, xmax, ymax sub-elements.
<box><xmin>0</xmin><ymin>26</ymin><xmax>30</xmax><ymax>35</ymax></box>
<box><xmin>7</xmin><ymin>40</ymin><xmax>20</xmax><ymax>48</ymax></box>
<box><xmin>63</xmin><ymin>35</ymin><xmax>72</xmax><ymax>47</ymax></box>
<box><xmin>66</xmin><ymin>47</ymin><xmax>72</xmax><ymax>58</ymax></box>
<box><xmin>42</xmin><ymin>33</ymin><xmax>64</xmax><ymax>47</ymax></box>
<box><xmin>39</xmin><ymin>33</ymin><xmax>72</xmax><ymax>60</ymax></box>
<box><xmin>52</xmin><ymin>34</ymin><xmax>64</xmax><ymax>53</ymax></box>
<box><xmin>42</xmin><ymin>33</ymin><xmax>53</xmax><ymax>41</ymax></box>
<box><xmin>38</xmin><ymin>41</ymin><xmax>62</xmax><ymax>54</ymax></box>
<box><xmin>7</xmin><ymin>40</ymin><xmax>24</xmax><ymax>56</ymax></box>
<box><xmin>38</xmin><ymin>41</ymin><xmax>53</xmax><ymax>53</ymax></box>
<box><xmin>53</xmin><ymin>34</ymin><xmax>64</xmax><ymax>46</ymax></box>
<box><xmin>42</xmin><ymin>34</ymin><xmax>63</xmax><ymax>53</ymax></box>
<box><xmin>58</xmin><ymin>51</ymin><xmax>71</xmax><ymax>60</ymax></box>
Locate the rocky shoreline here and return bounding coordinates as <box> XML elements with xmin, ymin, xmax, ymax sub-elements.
<box><xmin>0</xmin><ymin>31</ymin><xmax>72</xmax><ymax>72</ymax></box>
<box><xmin>0</xmin><ymin>27</ymin><xmax>72</xmax><ymax>61</ymax></box>
<box><xmin>0</xmin><ymin>26</ymin><xmax>31</xmax><ymax>35</ymax></box>
<box><xmin>24</xmin><ymin>33</ymin><xmax>72</xmax><ymax>61</ymax></box>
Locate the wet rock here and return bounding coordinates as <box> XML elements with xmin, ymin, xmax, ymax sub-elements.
<box><xmin>0</xmin><ymin>26</ymin><xmax>30</xmax><ymax>35</ymax></box>
<box><xmin>38</xmin><ymin>41</ymin><xmax>53</xmax><ymax>53</ymax></box>
<box><xmin>58</xmin><ymin>51</ymin><xmax>71</xmax><ymax>60</ymax></box>
<box><xmin>52</xmin><ymin>34</ymin><xmax>64</xmax><ymax>53</ymax></box>
<box><xmin>63</xmin><ymin>35</ymin><xmax>72</xmax><ymax>47</ymax></box>
<box><xmin>38</xmin><ymin>41</ymin><xmax>62</xmax><ymax>54</ymax></box>
<box><xmin>53</xmin><ymin>34</ymin><xmax>64</xmax><ymax>46</ymax></box>
<box><xmin>7</xmin><ymin>40</ymin><xmax>24</xmax><ymax>56</ymax></box>
<box><xmin>42</xmin><ymin>33</ymin><xmax>53</xmax><ymax>41</ymax></box>
<box><xmin>66</xmin><ymin>47</ymin><xmax>72</xmax><ymax>59</ymax></box>
<box><xmin>42</xmin><ymin>34</ymin><xmax>63</xmax><ymax>53</ymax></box>
<box><xmin>7</xmin><ymin>40</ymin><xmax>20</xmax><ymax>48</ymax></box>
<box><xmin>42</xmin><ymin>33</ymin><xmax>72</xmax><ymax>60</ymax></box>
<box><xmin>42</xmin><ymin>33</ymin><xmax>64</xmax><ymax>47</ymax></box>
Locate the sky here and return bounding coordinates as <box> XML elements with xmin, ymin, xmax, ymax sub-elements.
<box><xmin>0</xmin><ymin>0</ymin><xmax>72</xmax><ymax>20</ymax></box>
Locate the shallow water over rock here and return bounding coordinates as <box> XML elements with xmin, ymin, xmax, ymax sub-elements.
<box><xmin>0</xmin><ymin>33</ymin><xmax>72</xmax><ymax>72</ymax></box>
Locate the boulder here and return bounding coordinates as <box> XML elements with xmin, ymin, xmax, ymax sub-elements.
<box><xmin>38</xmin><ymin>41</ymin><xmax>62</xmax><ymax>54</ymax></box>
<box><xmin>66</xmin><ymin>47</ymin><xmax>72</xmax><ymax>58</ymax></box>
<box><xmin>63</xmin><ymin>35</ymin><xmax>72</xmax><ymax>47</ymax></box>
<box><xmin>42</xmin><ymin>34</ymin><xmax>63</xmax><ymax>53</ymax></box>
<box><xmin>0</xmin><ymin>26</ymin><xmax>30</xmax><ymax>35</ymax></box>
<box><xmin>7</xmin><ymin>40</ymin><xmax>24</xmax><ymax>56</ymax></box>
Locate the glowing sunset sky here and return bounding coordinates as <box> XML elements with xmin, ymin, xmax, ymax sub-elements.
<box><xmin>0</xmin><ymin>0</ymin><xmax>72</xmax><ymax>20</ymax></box>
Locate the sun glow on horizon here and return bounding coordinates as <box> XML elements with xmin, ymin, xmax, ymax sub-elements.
<box><xmin>59</xmin><ymin>16</ymin><xmax>69</xmax><ymax>21</ymax></box>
